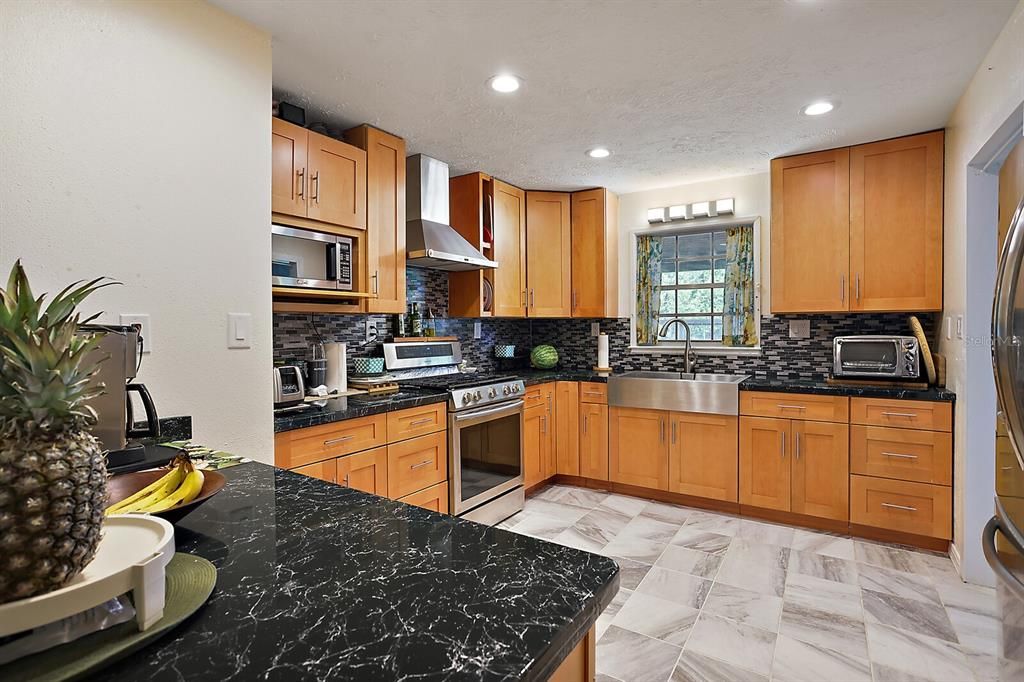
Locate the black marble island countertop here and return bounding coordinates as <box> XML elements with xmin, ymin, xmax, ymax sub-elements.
<box><xmin>95</xmin><ymin>463</ymin><xmax>619</xmax><ymax>681</ymax></box>
<box><xmin>274</xmin><ymin>388</ymin><xmax>450</xmax><ymax>433</ymax></box>
<box><xmin>739</xmin><ymin>376</ymin><xmax>956</xmax><ymax>402</ymax></box>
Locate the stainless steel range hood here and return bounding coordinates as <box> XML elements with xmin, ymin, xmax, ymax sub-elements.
<box><xmin>406</xmin><ymin>154</ymin><xmax>497</xmax><ymax>271</ymax></box>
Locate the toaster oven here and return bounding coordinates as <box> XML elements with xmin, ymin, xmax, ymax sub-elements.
<box><xmin>833</xmin><ymin>335</ymin><xmax>921</xmax><ymax>379</ymax></box>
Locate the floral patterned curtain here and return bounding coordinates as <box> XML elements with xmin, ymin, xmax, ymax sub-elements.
<box><xmin>722</xmin><ymin>226</ymin><xmax>758</xmax><ymax>346</ymax></box>
<box><xmin>635</xmin><ymin>235</ymin><xmax>663</xmax><ymax>345</ymax></box>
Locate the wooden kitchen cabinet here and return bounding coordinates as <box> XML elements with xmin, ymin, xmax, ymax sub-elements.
<box><xmin>523</xmin><ymin>402</ymin><xmax>549</xmax><ymax>489</ymax></box>
<box><xmin>850</xmin><ymin>131</ymin><xmax>943</xmax><ymax>312</ymax></box>
<box><xmin>555</xmin><ymin>382</ymin><xmax>580</xmax><ymax>475</ymax></box>
<box><xmin>274</xmin><ymin>413</ymin><xmax>387</xmax><ymax>469</ymax></box>
<box><xmin>345</xmin><ymin>125</ymin><xmax>405</xmax><ymax>313</ymax></box>
<box><xmin>387</xmin><ymin>431</ymin><xmax>447</xmax><ymax>499</ymax></box>
<box><xmin>580</xmin><ymin>403</ymin><xmax>609</xmax><ymax>481</ymax></box>
<box><xmin>337</xmin><ymin>446</ymin><xmax>388</xmax><ymax>496</ymax></box>
<box><xmin>570</xmin><ymin>188</ymin><xmax>619</xmax><ymax>317</ymax></box>
<box><xmin>492</xmin><ymin>179</ymin><xmax>528</xmax><ymax>317</ymax></box>
<box><xmin>272</xmin><ymin>118</ymin><xmax>308</xmax><ymax>218</ymax></box>
<box><xmin>526</xmin><ymin>191</ymin><xmax>572</xmax><ymax>317</ymax></box>
<box><xmin>290</xmin><ymin>458</ymin><xmax>337</xmax><ymax>485</ymax></box>
<box><xmin>669</xmin><ymin>413</ymin><xmax>738</xmax><ymax>502</ymax></box>
<box><xmin>398</xmin><ymin>481</ymin><xmax>450</xmax><ymax>514</ymax></box>
<box><xmin>770</xmin><ymin>148</ymin><xmax>850</xmax><ymax>313</ymax></box>
<box><xmin>739</xmin><ymin>416</ymin><xmax>792</xmax><ymax>512</ymax></box>
<box><xmin>609</xmin><ymin>407</ymin><xmax>669</xmax><ymax>490</ymax></box>
<box><xmin>790</xmin><ymin>420</ymin><xmax>849</xmax><ymax>521</ymax></box>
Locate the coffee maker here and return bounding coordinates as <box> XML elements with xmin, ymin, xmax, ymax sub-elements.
<box><xmin>79</xmin><ymin>324</ymin><xmax>166</xmax><ymax>472</ymax></box>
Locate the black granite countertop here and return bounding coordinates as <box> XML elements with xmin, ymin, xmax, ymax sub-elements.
<box><xmin>738</xmin><ymin>376</ymin><xmax>956</xmax><ymax>402</ymax></box>
<box><xmin>274</xmin><ymin>389</ymin><xmax>450</xmax><ymax>433</ymax></box>
<box><xmin>95</xmin><ymin>463</ymin><xmax>619</xmax><ymax>681</ymax></box>
<box><xmin>519</xmin><ymin>368</ymin><xmax>612</xmax><ymax>385</ymax></box>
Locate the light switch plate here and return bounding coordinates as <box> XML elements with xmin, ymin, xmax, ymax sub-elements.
<box><xmin>227</xmin><ymin>313</ymin><xmax>252</xmax><ymax>349</ymax></box>
<box><xmin>591</xmin><ymin>322</ymin><xmax>601</xmax><ymax>337</ymax></box>
<box><xmin>473</xmin><ymin>322</ymin><xmax>482</xmax><ymax>339</ymax></box>
<box><xmin>120</xmin><ymin>314</ymin><xmax>152</xmax><ymax>353</ymax></box>
<box><xmin>944</xmin><ymin>316</ymin><xmax>952</xmax><ymax>340</ymax></box>
<box><xmin>788</xmin><ymin>319</ymin><xmax>810</xmax><ymax>339</ymax></box>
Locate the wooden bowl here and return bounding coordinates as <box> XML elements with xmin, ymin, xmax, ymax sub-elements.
<box><xmin>107</xmin><ymin>468</ymin><xmax>226</xmax><ymax>522</ymax></box>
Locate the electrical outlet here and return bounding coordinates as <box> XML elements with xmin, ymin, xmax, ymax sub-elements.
<box><xmin>365</xmin><ymin>320</ymin><xmax>379</xmax><ymax>343</ymax></box>
<box><xmin>591</xmin><ymin>322</ymin><xmax>601</xmax><ymax>337</ymax></box>
<box><xmin>474</xmin><ymin>322</ymin><xmax>482</xmax><ymax>339</ymax></box>
<box><xmin>788</xmin><ymin>319</ymin><xmax>810</xmax><ymax>339</ymax></box>
<box><xmin>227</xmin><ymin>313</ymin><xmax>252</xmax><ymax>349</ymax></box>
<box><xmin>120</xmin><ymin>314</ymin><xmax>152</xmax><ymax>353</ymax></box>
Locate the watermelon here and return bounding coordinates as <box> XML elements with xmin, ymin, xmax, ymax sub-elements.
<box><xmin>530</xmin><ymin>344</ymin><xmax>559</xmax><ymax>369</ymax></box>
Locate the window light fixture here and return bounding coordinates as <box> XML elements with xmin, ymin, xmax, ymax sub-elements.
<box><xmin>647</xmin><ymin>197</ymin><xmax>735</xmax><ymax>224</ymax></box>
<box><xmin>647</xmin><ymin>208</ymin><xmax>668</xmax><ymax>223</ymax></box>
<box><xmin>715</xmin><ymin>198</ymin><xmax>735</xmax><ymax>215</ymax></box>
<box><xmin>668</xmin><ymin>204</ymin><xmax>690</xmax><ymax>220</ymax></box>
<box><xmin>690</xmin><ymin>201</ymin><xmax>711</xmax><ymax>218</ymax></box>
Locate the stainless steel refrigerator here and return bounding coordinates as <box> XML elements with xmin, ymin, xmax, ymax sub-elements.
<box><xmin>988</xmin><ymin>194</ymin><xmax>1024</xmax><ymax>677</ymax></box>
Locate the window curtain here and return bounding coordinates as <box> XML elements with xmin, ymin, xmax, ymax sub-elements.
<box><xmin>722</xmin><ymin>226</ymin><xmax>758</xmax><ymax>346</ymax></box>
<box><xmin>635</xmin><ymin>235</ymin><xmax>663</xmax><ymax>345</ymax></box>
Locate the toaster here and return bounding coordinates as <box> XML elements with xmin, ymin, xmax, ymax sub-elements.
<box><xmin>273</xmin><ymin>365</ymin><xmax>305</xmax><ymax>407</ymax></box>
<box><xmin>833</xmin><ymin>335</ymin><xmax>921</xmax><ymax>379</ymax></box>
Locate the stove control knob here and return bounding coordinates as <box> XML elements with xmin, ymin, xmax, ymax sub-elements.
<box><xmin>488</xmin><ymin>387</ymin><xmax>497</xmax><ymax>398</ymax></box>
<box><xmin>473</xmin><ymin>390</ymin><xmax>482</xmax><ymax>402</ymax></box>
<box><xmin>503</xmin><ymin>385</ymin><xmax>511</xmax><ymax>395</ymax></box>
<box><xmin>462</xmin><ymin>393</ymin><xmax>472</xmax><ymax>405</ymax></box>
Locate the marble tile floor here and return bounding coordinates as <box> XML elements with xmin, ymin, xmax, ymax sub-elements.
<box><xmin>496</xmin><ymin>484</ymin><xmax>1014</xmax><ymax>682</ymax></box>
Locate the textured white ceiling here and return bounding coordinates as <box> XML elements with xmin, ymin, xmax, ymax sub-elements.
<box><xmin>214</xmin><ymin>0</ymin><xmax>1016</xmax><ymax>194</ymax></box>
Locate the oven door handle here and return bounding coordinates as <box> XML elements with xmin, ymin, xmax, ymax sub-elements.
<box><xmin>454</xmin><ymin>400</ymin><xmax>524</xmax><ymax>423</ymax></box>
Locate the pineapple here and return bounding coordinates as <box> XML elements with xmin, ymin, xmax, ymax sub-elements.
<box><xmin>0</xmin><ymin>260</ymin><xmax>115</xmax><ymax>603</ymax></box>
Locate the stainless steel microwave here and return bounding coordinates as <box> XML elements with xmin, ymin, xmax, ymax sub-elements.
<box><xmin>833</xmin><ymin>335</ymin><xmax>921</xmax><ymax>379</ymax></box>
<box><xmin>271</xmin><ymin>224</ymin><xmax>353</xmax><ymax>291</ymax></box>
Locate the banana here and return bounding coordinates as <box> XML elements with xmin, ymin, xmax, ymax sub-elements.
<box><xmin>143</xmin><ymin>468</ymin><xmax>205</xmax><ymax>513</ymax></box>
<box><xmin>106</xmin><ymin>462</ymin><xmax>185</xmax><ymax>515</ymax></box>
<box><xmin>121</xmin><ymin>466</ymin><xmax>186</xmax><ymax>513</ymax></box>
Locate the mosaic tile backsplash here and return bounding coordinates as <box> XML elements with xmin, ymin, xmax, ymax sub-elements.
<box><xmin>273</xmin><ymin>266</ymin><xmax>936</xmax><ymax>381</ymax></box>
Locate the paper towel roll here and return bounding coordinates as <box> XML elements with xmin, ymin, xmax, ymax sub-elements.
<box><xmin>597</xmin><ymin>333</ymin><xmax>610</xmax><ymax>369</ymax></box>
<box><xmin>325</xmin><ymin>342</ymin><xmax>347</xmax><ymax>393</ymax></box>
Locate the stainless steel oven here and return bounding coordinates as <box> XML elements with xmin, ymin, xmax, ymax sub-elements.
<box><xmin>271</xmin><ymin>224</ymin><xmax>353</xmax><ymax>291</ymax></box>
<box><xmin>449</xmin><ymin>397</ymin><xmax>524</xmax><ymax>523</ymax></box>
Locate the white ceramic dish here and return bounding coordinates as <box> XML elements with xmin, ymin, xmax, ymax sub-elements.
<box><xmin>0</xmin><ymin>515</ymin><xmax>175</xmax><ymax>637</ymax></box>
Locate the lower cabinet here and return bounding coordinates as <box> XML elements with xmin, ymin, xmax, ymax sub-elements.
<box><xmin>387</xmin><ymin>431</ymin><xmax>447</xmax><ymax>499</ymax></box>
<box><xmin>580</xmin><ymin>403</ymin><xmax>609</xmax><ymax>481</ymax></box>
<box><xmin>555</xmin><ymin>382</ymin><xmax>580</xmax><ymax>475</ymax></box>
<box><xmin>523</xmin><ymin>402</ymin><xmax>550</xmax><ymax>489</ymax></box>
<box><xmin>850</xmin><ymin>475</ymin><xmax>951</xmax><ymax>539</ymax></box>
<box><xmin>398</xmin><ymin>481</ymin><xmax>450</xmax><ymax>514</ymax></box>
<box><xmin>609</xmin><ymin>407</ymin><xmax>669</xmax><ymax>490</ymax></box>
<box><xmin>669</xmin><ymin>413</ymin><xmax>738</xmax><ymax>502</ymax></box>
<box><xmin>337</xmin><ymin>446</ymin><xmax>388</xmax><ymax>496</ymax></box>
<box><xmin>291</xmin><ymin>458</ymin><xmax>337</xmax><ymax>485</ymax></box>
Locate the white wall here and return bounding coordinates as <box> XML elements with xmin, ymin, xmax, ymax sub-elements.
<box><xmin>941</xmin><ymin>0</ymin><xmax>1024</xmax><ymax>585</ymax></box>
<box><xmin>617</xmin><ymin>173</ymin><xmax>771</xmax><ymax>316</ymax></box>
<box><xmin>0</xmin><ymin>1</ymin><xmax>275</xmax><ymax>462</ymax></box>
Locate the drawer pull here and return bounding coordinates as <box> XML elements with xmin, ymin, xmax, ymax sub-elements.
<box><xmin>881</xmin><ymin>411</ymin><xmax>917</xmax><ymax>419</ymax></box>
<box><xmin>882</xmin><ymin>451</ymin><xmax>919</xmax><ymax>460</ymax></box>
<box><xmin>408</xmin><ymin>418</ymin><xmax>434</xmax><ymax>427</ymax></box>
<box><xmin>881</xmin><ymin>502</ymin><xmax>918</xmax><ymax>512</ymax></box>
<box><xmin>584</xmin><ymin>391</ymin><xmax>604</xmax><ymax>396</ymax></box>
<box><xmin>527</xmin><ymin>394</ymin><xmax>543</xmax><ymax>401</ymax></box>
<box><xmin>776</xmin><ymin>404</ymin><xmax>807</xmax><ymax>411</ymax></box>
<box><xmin>410</xmin><ymin>459</ymin><xmax>433</xmax><ymax>470</ymax></box>
<box><xmin>324</xmin><ymin>435</ymin><xmax>355</xmax><ymax>446</ymax></box>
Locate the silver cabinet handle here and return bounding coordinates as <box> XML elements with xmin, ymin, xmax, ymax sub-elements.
<box><xmin>840</xmin><ymin>274</ymin><xmax>845</xmax><ymax>304</ymax></box>
<box><xmin>408</xmin><ymin>417</ymin><xmax>433</xmax><ymax>427</ymax></box>
<box><xmin>312</xmin><ymin>171</ymin><xmax>320</xmax><ymax>203</ymax></box>
<box><xmin>521</xmin><ymin>290</ymin><xmax>527</xmax><ymax>307</ymax></box>
<box><xmin>410</xmin><ymin>459</ymin><xmax>433</xmax><ymax>470</ymax></box>
<box><xmin>855</xmin><ymin>274</ymin><xmax>861</xmax><ymax>301</ymax></box>
<box><xmin>529</xmin><ymin>289</ymin><xmax>535</xmax><ymax>308</ymax></box>
<box><xmin>297</xmin><ymin>168</ymin><xmax>305</xmax><ymax>198</ymax></box>
<box><xmin>583</xmin><ymin>413</ymin><xmax>587</xmax><ymax>434</ymax></box>
<box><xmin>572</xmin><ymin>290</ymin><xmax>578</xmax><ymax>311</ymax></box>
<box><xmin>660</xmin><ymin>416</ymin><xmax>665</xmax><ymax>443</ymax></box>
<box><xmin>881</xmin><ymin>412</ymin><xmax>917</xmax><ymax>419</ymax></box>
<box><xmin>324</xmin><ymin>435</ymin><xmax>354</xmax><ymax>446</ymax></box>
<box><xmin>780</xmin><ymin>431</ymin><xmax>786</xmax><ymax>458</ymax></box>
<box><xmin>671</xmin><ymin>420</ymin><xmax>677</xmax><ymax>445</ymax></box>
<box><xmin>776</xmin><ymin>404</ymin><xmax>807</xmax><ymax>411</ymax></box>
<box><xmin>372</xmin><ymin>271</ymin><xmax>379</xmax><ymax>295</ymax></box>
<box><xmin>795</xmin><ymin>432</ymin><xmax>801</xmax><ymax>460</ymax></box>
<box><xmin>541</xmin><ymin>415</ymin><xmax>547</xmax><ymax>433</ymax></box>
<box><xmin>584</xmin><ymin>391</ymin><xmax>604</xmax><ymax>396</ymax></box>
<box><xmin>882</xmin><ymin>451</ymin><xmax>919</xmax><ymax>460</ymax></box>
<box><xmin>881</xmin><ymin>502</ymin><xmax>917</xmax><ymax>512</ymax></box>
<box><xmin>342</xmin><ymin>473</ymin><xmax>351</xmax><ymax>487</ymax></box>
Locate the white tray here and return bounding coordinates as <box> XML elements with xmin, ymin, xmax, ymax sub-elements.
<box><xmin>0</xmin><ymin>515</ymin><xmax>175</xmax><ymax>637</ymax></box>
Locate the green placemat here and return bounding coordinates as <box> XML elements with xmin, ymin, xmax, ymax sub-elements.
<box><xmin>2</xmin><ymin>553</ymin><xmax>216</xmax><ymax>681</ymax></box>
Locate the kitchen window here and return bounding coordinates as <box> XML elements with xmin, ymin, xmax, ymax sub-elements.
<box><xmin>632</xmin><ymin>218</ymin><xmax>760</xmax><ymax>353</ymax></box>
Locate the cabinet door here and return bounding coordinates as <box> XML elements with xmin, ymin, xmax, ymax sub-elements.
<box><xmin>386</xmin><ymin>431</ymin><xmax>447</xmax><ymax>499</ymax></box>
<box><xmin>526</xmin><ymin>191</ymin><xmax>572</xmax><ymax>317</ymax></box>
<box><xmin>580</xmin><ymin>403</ymin><xmax>609</xmax><ymax>480</ymax></box>
<box><xmin>669</xmin><ymin>413</ymin><xmax>738</xmax><ymax>502</ymax></box>
<box><xmin>523</xmin><ymin>403</ymin><xmax>547</xmax><ymax>488</ymax></box>
<box><xmin>739</xmin><ymin>417</ymin><xmax>791</xmax><ymax>511</ymax></box>
<box><xmin>307</xmin><ymin>133</ymin><xmax>367</xmax><ymax>229</ymax></box>
<box><xmin>271</xmin><ymin>118</ymin><xmax>308</xmax><ymax>218</ymax></box>
<box><xmin>791</xmin><ymin>420</ymin><xmax>849</xmax><ymax>520</ymax></box>
<box><xmin>770</xmin><ymin>148</ymin><xmax>850</xmax><ymax>313</ymax></box>
<box><xmin>337</xmin><ymin>446</ymin><xmax>388</xmax><ymax>496</ymax></box>
<box><xmin>850</xmin><ymin>131</ymin><xmax>943</xmax><ymax>311</ymax></box>
<box><xmin>398</xmin><ymin>481</ymin><xmax>449</xmax><ymax>514</ymax></box>
<box><xmin>571</xmin><ymin>188</ymin><xmax>608</xmax><ymax>317</ymax></box>
<box><xmin>493</xmin><ymin>179</ymin><xmax>527</xmax><ymax>317</ymax></box>
<box><xmin>609</xmin><ymin>407</ymin><xmax>669</xmax><ymax>489</ymax></box>
<box><xmin>554</xmin><ymin>382</ymin><xmax>580</xmax><ymax>475</ymax></box>
<box><xmin>349</xmin><ymin>126</ymin><xmax>406</xmax><ymax>313</ymax></box>
<box><xmin>290</xmin><ymin>458</ymin><xmax>336</xmax><ymax>484</ymax></box>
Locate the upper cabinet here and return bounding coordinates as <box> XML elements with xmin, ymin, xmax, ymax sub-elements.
<box><xmin>770</xmin><ymin>130</ymin><xmax>943</xmax><ymax>314</ymax></box>
<box><xmin>345</xmin><ymin>125</ymin><xmax>406</xmax><ymax>314</ymax></box>
<box><xmin>493</xmin><ymin>180</ymin><xmax>528</xmax><ymax>317</ymax></box>
<box><xmin>850</xmin><ymin>131</ymin><xmax>943</xmax><ymax>312</ymax></box>
<box><xmin>526</xmin><ymin>191</ymin><xmax>573</xmax><ymax>317</ymax></box>
<box><xmin>571</xmin><ymin>189</ymin><xmax>619</xmax><ymax>318</ymax></box>
<box><xmin>271</xmin><ymin>118</ymin><xmax>366</xmax><ymax>231</ymax></box>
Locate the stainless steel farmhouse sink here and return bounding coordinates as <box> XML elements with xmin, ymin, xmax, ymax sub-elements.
<box><xmin>607</xmin><ymin>371</ymin><xmax>749</xmax><ymax>415</ymax></box>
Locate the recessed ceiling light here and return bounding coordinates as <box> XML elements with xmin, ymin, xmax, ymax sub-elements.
<box><xmin>587</xmin><ymin>147</ymin><xmax>611</xmax><ymax>159</ymax></box>
<box><xmin>489</xmin><ymin>74</ymin><xmax>521</xmax><ymax>93</ymax></box>
<box><xmin>801</xmin><ymin>101</ymin><xmax>834</xmax><ymax>116</ymax></box>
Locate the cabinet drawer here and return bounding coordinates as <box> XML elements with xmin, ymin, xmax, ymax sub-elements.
<box><xmin>525</xmin><ymin>383</ymin><xmax>551</xmax><ymax>403</ymax></box>
<box><xmin>398</xmin><ymin>481</ymin><xmax>449</xmax><ymax>514</ymax></box>
<box><xmin>850</xmin><ymin>426</ymin><xmax>951</xmax><ymax>485</ymax></box>
<box><xmin>850</xmin><ymin>475</ymin><xmax>951</xmax><ymax>539</ymax></box>
<box><xmin>850</xmin><ymin>398</ymin><xmax>952</xmax><ymax>432</ymax></box>
<box><xmin>290</xmin><ymin>458</ymin><xmax>337</xmax><ymax>484</ymax></box>
<box><xmin>740</xmin><ymin>391</ymin><xmax>849</xmax><ymax>422</ymax></box>
<box><xmin>387</xmin><ymin>431</ymin><xmax>448</xmax><ymax>499</ymax></box>
<box><xmin>387</xmin><ymin>402</ymin><xmax>447</xmax><ymax>442</ymax></box>
<box><xmin>275</xmin><ymin>414</ymin><xmax>387</xmax><ymax>469</ymax></box>
<box><xmin>580</xmin><ymin>382</ymin><xmax>608</xmax><ymax>404</ymax></box>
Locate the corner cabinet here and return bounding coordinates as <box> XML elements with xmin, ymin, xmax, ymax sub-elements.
<box><xmin>770</xmin><ymin>130</ymin><xmax>943</xmax><ymax>313</ymax></box>
<box><xmin>526</xmin><ymin>191</ymin><xmax>573</xmax><ymax>317</ymax></box>
<box><xmin>571</xmin><ymin>189</ymin><xmax>619</xmax><ymax>317</ymax></box>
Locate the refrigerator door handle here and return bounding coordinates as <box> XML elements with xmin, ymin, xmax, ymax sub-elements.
<box><xmin>983</xmin><ymin>514</ymin><xmax>1024</xmax><ymax>601</ymax></box>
